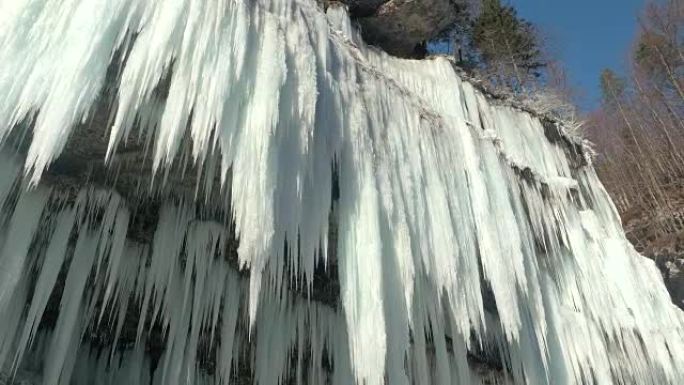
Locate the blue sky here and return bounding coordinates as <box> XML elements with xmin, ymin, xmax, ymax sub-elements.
<box><xmin>510</xmin><ymin>0</ymin><xmax>645</xmax><ymax>111</ymax></box>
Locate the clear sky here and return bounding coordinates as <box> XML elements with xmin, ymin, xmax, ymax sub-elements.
<box><xmin>510</xmin><ymin>0</ymin><xmax>645</xmax><ymax>111</ymax></box>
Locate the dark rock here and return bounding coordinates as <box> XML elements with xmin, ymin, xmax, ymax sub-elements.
<box><xmin>337</xmin><ymin>0</ymin><xmax>463</xmax><ymax>58</ymax></box>
<box><xmin>664</xmin><ymin>258</ymin><xmax>684</xmax><ymax>309</ymax></box>
<box><xmin>341</xmin><ymin>0</ymin><xmax>387</xmax><ymax>17</ymax></box>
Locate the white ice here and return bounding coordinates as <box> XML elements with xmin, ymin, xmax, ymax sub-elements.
<box><xmin>0</xmin><ymin>1</ymin><xmax>682</xmax><ymax>384</ymax></box>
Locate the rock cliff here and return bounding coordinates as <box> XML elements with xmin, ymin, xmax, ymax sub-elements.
<box><xmin>339</xmin><ymin>0</ymin><xmax>463</xmax><ymax>57</ymax></box>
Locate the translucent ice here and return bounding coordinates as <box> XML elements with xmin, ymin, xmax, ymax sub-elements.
<box><xmin>0</xmin><ymin>1</ymin><xmax>682</xmax><ymax>385</ymax></box>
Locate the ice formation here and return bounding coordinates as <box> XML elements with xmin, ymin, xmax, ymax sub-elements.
<box><xmin>0</xmin><ymin>1</ymin><xmax>682</xmax><ymax>384</ymax></box>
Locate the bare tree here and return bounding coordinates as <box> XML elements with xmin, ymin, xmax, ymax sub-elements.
<box><xmin>589</xmin><ymin>0</ymin><xmax>684</xmax><ymax>242</ymax></box>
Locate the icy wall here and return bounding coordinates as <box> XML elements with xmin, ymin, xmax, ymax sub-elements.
<box><xmin>0</xmin><ymin>1</ymin><xmax>683</xmax><ymax>385</ymax></box>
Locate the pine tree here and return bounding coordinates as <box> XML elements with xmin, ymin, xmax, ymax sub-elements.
<box><xmin>471</xmin><ymin>0</ymin><xmax>545</xmax><ymax>90</ymax></box>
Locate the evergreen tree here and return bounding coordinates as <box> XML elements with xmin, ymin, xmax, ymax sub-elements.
<box><xmin>430</xmin><ymin>1</ymin><xmax>478</xmax><ymax>67</ymax></box>
<box><xmin>471</xmin><ymin>0</ymin><xmax>545</xmax><ymax>90</ymax></box>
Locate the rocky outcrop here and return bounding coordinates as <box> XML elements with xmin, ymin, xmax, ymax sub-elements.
<box><xmin>339</xmin><ymin>0</ymin><xmax>463</xmax><ymax>57</ymax></box>
<box><xmin>342</xmin><ymin>0</ymin><xmax>387</xmax><ymax>16</ymax></box>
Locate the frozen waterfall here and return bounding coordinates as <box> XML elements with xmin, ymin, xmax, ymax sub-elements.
<box><xmin>0</xmin><ymin>1</ymin><xmax>682</xmax><ymax>384</ymax></box>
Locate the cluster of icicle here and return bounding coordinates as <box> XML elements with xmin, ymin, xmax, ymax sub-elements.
<box><xmin>0</xmin><ymin>0</ymin><xmax>683</xmax><ymax>384</ymax></box>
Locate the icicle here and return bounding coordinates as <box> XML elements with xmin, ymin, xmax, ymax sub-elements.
<box><xmin>0</xmin><ymin>1</ymin><xmax>682</xmax><ymax>384</ymax></box>
<box><xmin>42</xmin><ymin>225</ymin><xmax>99</xmax><ymax>385</ymax></box>
<box><xmin>217</xmin><ymin>271</ymin><xmax>241</xmax><ymax>385</ymax></box>
<box><xmin>0</xmin><ymin>187</ymin><xmax>49</xmax><ymax>314</ymax></box>
<box><xmin>13</xmin><ymin>207</ymin><xmax>77</xmax><ymax>368</ymax></box>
